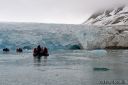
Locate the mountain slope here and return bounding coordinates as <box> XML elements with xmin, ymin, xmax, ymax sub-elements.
<box><xmin>84</xmin><ymin>5</ymin><xmax>128</xmax><ymax>25</ymax></box>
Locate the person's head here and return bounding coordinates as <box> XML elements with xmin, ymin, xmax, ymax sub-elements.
<box><xmin>38</xmin><ymin>45</ymin><xmax>41</xmax><ymax>48</ymax></box>
<box><xmin>44</xmin><ymin>47</ymin><xmax>48</xmax><ymax>50</ymax></box>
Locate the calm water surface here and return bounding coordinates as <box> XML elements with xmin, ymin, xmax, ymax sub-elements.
<box><xmin>0</xmin><ymin>50</ymin><xmax>128</xmax><ymax>85</ymax></box>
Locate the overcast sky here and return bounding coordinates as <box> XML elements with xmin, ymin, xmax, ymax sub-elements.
<box><xmin>0</xmin><ymin>0</ymin><xmax>127</xmax><ymax>24</ymax></box>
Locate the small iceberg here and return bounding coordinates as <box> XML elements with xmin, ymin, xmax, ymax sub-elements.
<box><xmin>90</xmin><ymin>50</ymin><xmax>107</xmax><ymax>57</ymax></box>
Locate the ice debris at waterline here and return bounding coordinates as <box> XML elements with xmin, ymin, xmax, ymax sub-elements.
<box><xmin>0</xmin><ymin>23</ymin><xmax>128</xmax><ymax>50</ymax></box>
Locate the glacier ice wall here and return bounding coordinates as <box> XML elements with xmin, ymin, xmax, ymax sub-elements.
<box><xmin>0</xmin><ymin>23</ymin><xmax>84</xmax><ymax>51</ymax></box>
<box><xmin>0</xmin><ymin>23</ymin><xmax>128</xmax><ymax>51</ymax></box>
<box><xmin>77</xmin><ymin>25</ymin><xmax>128</xmax><ymax>49</ymax></box>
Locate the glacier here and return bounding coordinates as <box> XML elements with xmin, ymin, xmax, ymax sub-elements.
<box><xmin>77</xmin><ymin>25</ymin><xmax>128</xmax><ymax>49</ymax></box>
<box><xmin>0</xmin><ymin>23</ymin><xmax>85</xmax><ymax>51</ymax></box>
<box><xmin>0</xmin><ymin>22</ymin><xmax>128</xmax><ymax>51</ymax></box>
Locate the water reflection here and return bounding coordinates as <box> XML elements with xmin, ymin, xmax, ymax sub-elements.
<box><xmin>33</xmin><ymin>56</ymin><xmax>47</xmax><ymax>66</ymax></box>
<box><xmin>106</xmin><ymin>50</ymin><xmax>124</xmax><ymax>57</ymax></box>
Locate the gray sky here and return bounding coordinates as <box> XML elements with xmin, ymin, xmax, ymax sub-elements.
<box><xmin>0</xmin><ymin>0</ymin><xmax>127</xmax><ymax>24</ymax></box>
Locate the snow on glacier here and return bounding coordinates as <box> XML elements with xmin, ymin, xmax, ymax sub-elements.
<box><xmin>84</xmin><ymin>5</ymin><xmax>128</xmax><ymax>25</ymax></box>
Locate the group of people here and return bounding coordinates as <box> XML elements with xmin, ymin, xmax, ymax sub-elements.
<box><xmin>16</xmin><ymin>48</ymin><xmax>23</xmax><ymax>52</ymax></box>
<box><xmin>3</xmin><ymin>48</ymin><xmax>23</xmax><ymax>53</ymax></box>
<box><xmin>33</xmin><ymin>45</ymin><xmax>49</xmax><ymax>57</ymax></box>
<box><xmin>3</xmin><ymin>45</ymin><xmax>49</xmax><ymax>58</ymax></box>
<box><xmin>3</xmin><ymin>48</ymin><xmax>10</xmax><ymax>52</ymax></box>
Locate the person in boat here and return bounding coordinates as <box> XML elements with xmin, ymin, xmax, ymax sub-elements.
<box><xmin>40</xmin><ymin>46</ymin><xmax>44</xmax><ymax>55</ymax></box>
<box><xmin>16</xmin><ymin>48</ymin><xmax>23</xmax><ymax>53</ymax></box>
<box><xmin>33</xmin><ymin>48</ymin><xmax>37</xmax><ymax>56</ymax></box>
<box><xmin>33</xmin><ymin>45</ymin><xmax>42</xmax><ymax>56</ymax></box>
<box><xmin>3</xmin><ymin>48</ymin><xmax>10</xmax><ymax>52</ymax></box>
<box><xmin>37</xmin><ymin>45</ymin><xmax>41</xmax><ymax>55</ymax></box>
<box><xmin>43</xmin><ymin>47</ymin><xmax>49</xmax><ymax>57</ymax></box>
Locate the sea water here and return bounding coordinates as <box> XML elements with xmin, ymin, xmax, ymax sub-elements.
<box><xmin>0</xmin><ymin>50</ymin><xmax>128</xmax><ymax>85</ymax></box>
